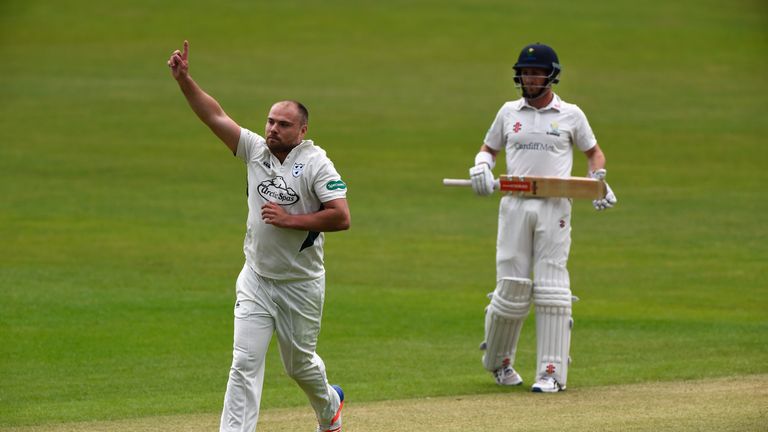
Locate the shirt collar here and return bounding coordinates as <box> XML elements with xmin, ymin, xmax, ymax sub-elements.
<box><xmin>272</xmin><ymin>139</ymin><xmax>313</xmax><ymax>164</ymax></box>
<box><xmin>513</xmin><ymin>93</ymin><xmax>562</xmax><ymax>112</ymax></box>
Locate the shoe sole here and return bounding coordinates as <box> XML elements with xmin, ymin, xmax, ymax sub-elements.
<box><xmin>531</xmin><ymin>386</ymin><xmax>566</xmax><ymax>393</ymax></box>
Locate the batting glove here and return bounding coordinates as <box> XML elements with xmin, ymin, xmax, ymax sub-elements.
<box><xmin>590</xmin><ymin>169</ymin><xmax>617</xmax><ymax>211</ymax></box>
<box><xmin>470</xmin><ymin>164</ymin><xmax>495</xmax><ymax>196</ymax></box>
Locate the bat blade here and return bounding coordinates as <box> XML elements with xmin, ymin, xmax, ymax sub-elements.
<box><xmin>499</xmin><ymin>175</ymin><xmax>605</xmax><ymax>199</ymax></box>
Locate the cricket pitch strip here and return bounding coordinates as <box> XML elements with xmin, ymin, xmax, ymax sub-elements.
<box><xmin>3</xmin><ymin>375</ymin><xmax>766</xmax><ymax>432</ymax></box>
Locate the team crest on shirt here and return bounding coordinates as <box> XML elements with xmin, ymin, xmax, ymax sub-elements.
<box><xmin>546</xmin><ymin>122</ymin><xmax>561</xmax><ymax>137</ymax></box>
<box><xmin>258</xmin><ymin>176</ymin><xmax>299</xmax><ymax>205</ymax></box>
<box><xmin>292</xmin><ymin>162</ymin><xmax>305</xmax><ymax>178</ymax></box>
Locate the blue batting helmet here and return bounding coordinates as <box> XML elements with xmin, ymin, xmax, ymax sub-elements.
<box><xmin>513</xmin><ymin>43</ymin><xmax>561</xmax><ymax>85</ymax></box>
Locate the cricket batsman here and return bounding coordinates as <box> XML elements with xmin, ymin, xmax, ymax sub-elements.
<box><xmin>470</xmin><ymin>43</ymin><xmax>617</xmax><ymax>392</ymax></box>
<box><xmin>168</xmin><ymin>40</ymin><xmax>349</xmax><ymax>431</ymax></box>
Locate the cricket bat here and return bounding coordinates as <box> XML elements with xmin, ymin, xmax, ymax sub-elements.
<box><xmin>442</xmin><ymin>175</ymin><xmax>606</xmax><ymax>199</ymax></box>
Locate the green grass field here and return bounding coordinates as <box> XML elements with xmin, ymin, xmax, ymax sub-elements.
<box><xmin>1</xmin><ymin>0</ymin><xmax>767</xmax><ymax>429</ymax></box>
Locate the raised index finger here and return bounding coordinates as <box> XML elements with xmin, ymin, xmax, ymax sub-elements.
<box><xmin>182</xmin><ymin>40</ymin><xmax>189</xmax><ymax>60</ymax></box>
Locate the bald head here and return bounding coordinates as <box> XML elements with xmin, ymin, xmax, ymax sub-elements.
<box><xmin>273</xmin><ymin>100</ymin><xmax>309</xmax><ymax>126</ymax></box>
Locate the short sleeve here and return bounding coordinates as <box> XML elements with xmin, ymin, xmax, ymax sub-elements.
<box><xmin>571</xmin><ymin>108</ymin><xmax>597</xmax><ymax>152</ymax></box>
<box><xmin>483</xmin><ymin>105</ymin><xmax>507</xmax><ymax>151</ymax></box>
<box><xmin>236</xmin><ymin>128</ymin><xmax>266</xmax><ymax>162</ymax></box>
<box><xmin>313</xmin><ymin>158</ymin><xmax>347</xmax><ymax>203</ymax></box>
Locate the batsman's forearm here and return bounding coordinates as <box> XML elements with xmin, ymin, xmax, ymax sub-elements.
<box><xmin>586</xmin><ymin>146</ymin><xmax>606</xmax><ymax>173</ymax></box>
<box><xmin>176</xmin><ymin>75</ymin><xmax>227</xmax><ymax>127</ymax></box>
<box><xmin>588</xmin><ymin>156</ymin><xmax>605</xmax><ymax>172</ymax></box>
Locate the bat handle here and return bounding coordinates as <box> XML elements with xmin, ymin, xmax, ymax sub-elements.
<box><xmin>442</xmin><ymin>179</ymin><xmax>472</xmax><ymax>187</ymax></box>
<box><xmin>442</xmin><ymin>178</ymin><xmax>500</xmax><ymax>189</ymax></box>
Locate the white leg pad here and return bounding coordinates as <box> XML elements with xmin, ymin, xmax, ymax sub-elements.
<box><xmin>534</xmin><ymin>286</ymin><xmax>572</xmax><ymax>386</ymax></box>
<box><xmin>482</xmin><ymin>278</ymin><xmax>532</xmax><ymax>372</ymax></box>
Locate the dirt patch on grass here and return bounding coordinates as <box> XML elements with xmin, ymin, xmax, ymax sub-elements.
<box><xmin>4</xmin><ymin>375</ymin><xmax>766</xmax><ymax>431</ymax></box>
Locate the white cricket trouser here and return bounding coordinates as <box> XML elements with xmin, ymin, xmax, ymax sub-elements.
<box><xmin>220</xmin><ymin>264</ymin><xmax>341</xmax><ymax>432</ymax></box>
<box><xmin>494</xmin><ymin>195</ymin><xmax>574</xmax><ymax>385</ymax></box>
<box><xmin>496</xmin><ymin>195</ymin><xmax>572</xmax><ymax>281</ymax></box>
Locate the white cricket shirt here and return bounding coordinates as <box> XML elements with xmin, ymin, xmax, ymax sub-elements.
<box><xmin>483</xmin><ymin>94</ymin><xmax>597</xmax><ymax>177</ymax></box>
<box><xmin>236</xmin><ymin>128</ymin><xmax>347</xmax><ymax>280</ymax></box>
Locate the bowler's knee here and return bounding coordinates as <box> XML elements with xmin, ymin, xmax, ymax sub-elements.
<box><xmin>284</xmin><ymin>352</ymin><xmax>325</xmax><ymax>382</ymax></box>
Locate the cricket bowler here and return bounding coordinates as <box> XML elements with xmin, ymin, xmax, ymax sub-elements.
<box><xmin>168</xmin><ymin>40</ymin><xmax>348</xmax><ymax>431</ymax></box>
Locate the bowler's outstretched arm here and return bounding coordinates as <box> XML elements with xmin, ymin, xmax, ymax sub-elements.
<box><xmin>168</xmin><ymin>40</ymin><xmax>241</xmax><ymax>154</ymax></box>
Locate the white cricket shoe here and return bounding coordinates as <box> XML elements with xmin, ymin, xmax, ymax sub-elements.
<box><xmin>493</xmin><ymin>365</ymin><xmax>523</xmax><ymax>386</ymax></box>
<box><xmin>531</xmin><ymin>376</ymin><xmax>565</xmax><ymax>393</ymax></box>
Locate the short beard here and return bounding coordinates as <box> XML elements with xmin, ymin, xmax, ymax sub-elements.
<box><xmin>267</xmin><ymin>137</ymin><xmax>299</xmax><ymax>154</ymax></box>
<box><xmin>522</xmin><ymin>85</ymin><xmax>548</xmax><ymax>100</ymax></box>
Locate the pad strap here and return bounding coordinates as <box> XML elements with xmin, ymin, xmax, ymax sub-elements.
<box><xmin>533</xmin><ymin>286</ymin><xmax>572</xmax><ymax>307</ymax></box>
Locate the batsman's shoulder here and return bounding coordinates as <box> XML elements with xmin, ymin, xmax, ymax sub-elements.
<box><xmin>557</xmin><ymin>99</ymin><xmax>587</xmax><ymax>116</ymax></box>
<box><xmin>503</xmin><ymin>98</ymin><xmax>524</xmax><ymax>111</ymax></box>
